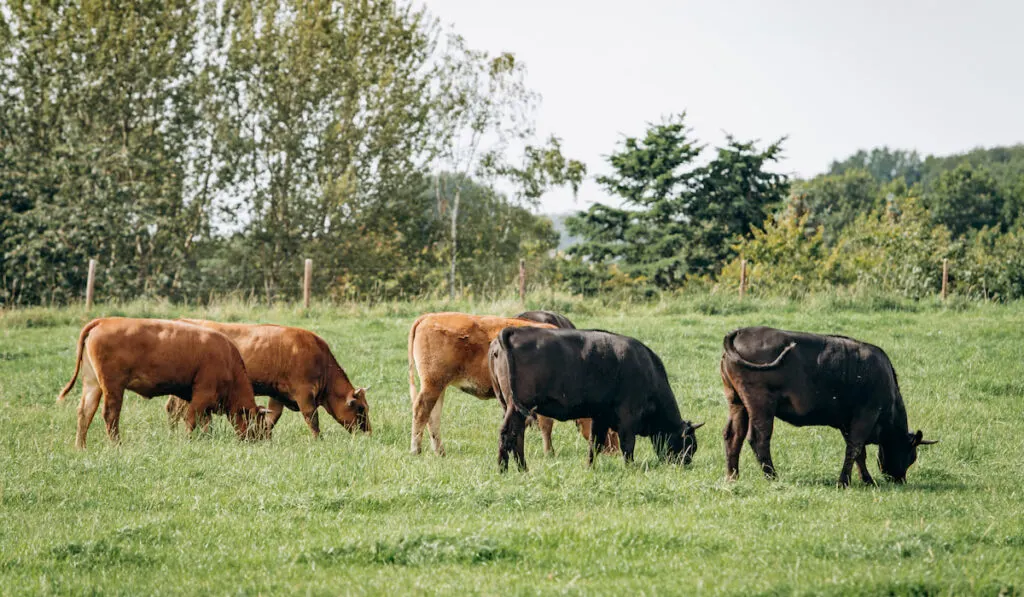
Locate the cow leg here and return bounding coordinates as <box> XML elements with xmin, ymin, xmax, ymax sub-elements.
<box><xmin>165</xmin><ymin>396</ymin><xmax>186</xmax><ymax>428</ymax></box>
<box><xmin>855</xmin><ymin>449</ymin><xmax>876</xmax><ymax>486</ymax></box>
<box><xmin>537</xmin><ymin>415</ymin><xmax>555</xmax><ymax>456</ymax></box>
<box><xmin>411</xmin><ymin>383</ymin><xmax>444</xmax><ymax>455</ymax></box>
<box><xmin>428</xmin><ymin>394</ymin><xmax>445</xmax><ymax>456</ymax></box>
<box><xmin>303</xmin><ymin>408</ymin><xmax>321</xmax><ymax>439</ymax></box>
<box><xmin>588</xmin><ymin>422</ymin><xmax>610</xmax><ymax>466</ymax></box>
<box><xmin>498</xmin><ymin>406</ymin><xmax>527</xmax><ymax>472</ymax></box>
<box><xmin>747</xmin><ymin>411</ymin><xmax>777</xmax><ymax>480</ymax></box>
<box><xmin>604</xmin><ymin>430</ymin><xmax>620</xmax><ymax>454</ymax></box>
<box><xmin>265</xmin><ymin>398</ymin><xmax>285</xmax><ymax>430</ymax></box>
<box><xmin>199</xmin><ymin>409</ymin><xmax>212</xmax><ymax>434</ymax></box>
<box><xmin>101</xmin><ymin>386</ymin><xmax>125</xmax><ymax>444</ymax></box>
<box><xmin>295</xmin><ymin>390</ymin><xmax>321</xmax><ymax>439</ymax></box>
<box><xmin>838</xmin><ymin>410</ymin><xmax>880</xmax><ymax>488</ymax></box>
<box><xmin>723</xmin><ymin>403</ymin><xmax>750</xmax><ymax>480</ymax></box>
<box><xmin>75</xmin><ymin>383</ymin><xmax>102</xmax><ymax>450</ymax></box>
<box><xmin>186</xmin><ymin>388</ymin><xmax>216</xmax><ymax>435</ymax></box>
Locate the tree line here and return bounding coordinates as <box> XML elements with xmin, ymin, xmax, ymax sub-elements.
<box><xmin>0</xmin><ymin>0</ymin><xmax>582</xmax><ymax>305</ymax></box>
<box><xmin>562</xmin><ymin>116</ymin><xmax>1024</xmax><ymax>301</ymax></box>
<box><xmin>3</xmin><ymin>1</ymin><xmax>1023</xmax><ymax>305</ymax></box>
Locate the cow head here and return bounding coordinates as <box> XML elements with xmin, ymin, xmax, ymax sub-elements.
<box><xmin>325</xmin><ymin>386</ymin><xmax>371</xmax><ymax>434</ymax></box>
<box><xmin>660</xmin><ymin>421</ymin><xmax>704</xmax><ymax>465</ymax></box>
<box><xmin>878</xmin><ymin>429</ymin><xmax>937</xmax><ymax>483</ymax></box>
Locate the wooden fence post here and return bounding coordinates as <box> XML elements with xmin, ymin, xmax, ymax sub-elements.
<box><xmin>941</xmin><ymin>258</ymin><xmax>948</xmax><ymax>300</ymax></box>
<box><xmin>519</xmin><ymin>259</ymin><xmax>526</xmax><ymax>304</ymax></box>
<box><xmin>739</xmin><ymin>259</ymin><xmax>747</xmax><ymax>300</ymax></box>
<box><xmin>85</xmin><ymin>259</ymin><xmax>97</xmax><ymax>311</ymax></box>
<box><xmin>303</xmin><ymin>259</ymin><xmax>312</xmax><ymax>309</ymax></box>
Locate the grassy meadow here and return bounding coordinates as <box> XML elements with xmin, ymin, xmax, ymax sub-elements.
<box><xmin>0</xmin><ymin>295</ymin><xmax>1022</xmax><ymax>595</ymax></box>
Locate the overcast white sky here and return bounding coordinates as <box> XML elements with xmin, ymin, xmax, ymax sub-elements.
<box><xmin>425</xmin><ymin>0</ymin><xmax>1024</xmax><ymax>214</ymax></box>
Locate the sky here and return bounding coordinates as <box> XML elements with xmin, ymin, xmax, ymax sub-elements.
<box><xmin>425</xmin><ymin>0</ymin><xmax>1024</xmax><ymax>214</ymax></box>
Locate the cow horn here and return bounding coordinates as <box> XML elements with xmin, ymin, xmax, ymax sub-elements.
<box><xmin>361</xmin><ymin>385</ymin><xmax>371</xmax><ymax>393</ymax></box>
<box><xmin>918</xmin><ymin>439</ymin><xmax>939</xmax><ymax>446</ymax></box>
<box><xmin>691</xmin><ymin>422</ymin><xmax>705</xmax><ymax>430</ymax></box>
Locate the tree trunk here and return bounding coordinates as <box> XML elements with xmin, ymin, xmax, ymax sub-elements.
<box><xmin>449</xmin><ymin>187</ymin><xmax>460</xmax><ymax>301</ymax></box>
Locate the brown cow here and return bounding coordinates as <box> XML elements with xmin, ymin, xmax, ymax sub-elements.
<box><xmin>408</xmin><ymin>312</ymin><xmax>560</xmax><ymax>455</ymax></box>
<box><xmin>56</xmin><ymin>318</ymin><xmax>270</xmax><ymax>449</ymax></box>
<box><xmin>165</xmin><ymin>320</ymin><xmax>370</xmax><ymax>438</ymax></box>
<box><xmin>575</xmin><ymin>419</ymin><xmax>622</xmax><ymax>454</ymax></box>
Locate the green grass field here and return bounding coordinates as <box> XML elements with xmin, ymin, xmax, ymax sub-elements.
<box><xmin>1</xmin><ymin>296</ymin><xmax>1022</xmax><ymax>595</ymax></box>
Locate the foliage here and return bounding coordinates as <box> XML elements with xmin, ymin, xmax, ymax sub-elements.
<box><xmin>919</xmin><ymin>144</ymin><xmax>1024</xmax><ymax>191</ymax></box>
<box><xmin>209</xmin><ymin>0</ymin><xmax>454</xmax><ymax>299</ymax></box>
<box><xmin>825</xmin><ymin>197</ymin><xmax>953</xmax><ymax>299</ymax></box>
<box><xmin>566</xmin><ymin>114</ymin><xmax>700</xmax><ymax>290</ymax></box>
<box><xmin>925</xmin><ymin>163</ymin><xmax>1008</xmax><ymax>237</ymax></box>
<box><xmin>0</xmin><ymin>0</ymin><xmax>579</xmax><ymax>306</ymax></box>
<box><xmin>828</xmin><ymin>146</ymin><xmax>923</xmax><ymax>185</ymax></box>
<box><xmin>566</xmin><ymin>113</ymin><xmax>787</xmax><ymax>292</ymax></box>
<box><xmin>1</xmin><ymin>0</ymin><xmax>205</xmax><ymax>304</ymax></box>
<box><xmin>786</xmin><ymin>169</ymin><xmax>881</xmax><ymax>244</ymax></box>
<box><xmin>685</xmin><ymin>136</ymin><xmax>789</xmax><ymax>275</ymax></box>
<box><xmin>426</xmin><ymin>173</ymin><xmax>559</xmax><ymax>297</ymax></box>
<box><xmin>956</xmin><ymin>225</ymin><xmax>1024</xmax><ymax>300</ymax></box>
<box><xmin>717</xmin><ymin>213</ymin><xmax>828</xmax><ymax>297</ymax></box>
<box><xmin>733</xmin><ymin>144</ymin><xmax>1024</xmax><ymax>302</ymax></box>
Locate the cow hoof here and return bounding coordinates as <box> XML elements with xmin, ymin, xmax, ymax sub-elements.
<box><xmin>836</xmin><ymin>479</ymin><xmax>851</xmax><ymax>489</ymax></box>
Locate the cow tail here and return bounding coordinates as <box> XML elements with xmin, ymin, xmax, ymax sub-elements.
<box><xmin>57</xmin><ymin>319</ymin><xmax>101</xmax><ymax>402</ymax></box>
<box><xmin>408</xmin><ymin>315</ymin><xmax>425</xmax><ymax>403</ymax></box>
<box><xmin>723</xmin><ymin>330</ymin><xmax>795</xmax><ymax>370</ymax></box>
<box><xmin>497</xmin><ymin>327</ymin><xmax>528</xmax><ymax>417</ymax></box>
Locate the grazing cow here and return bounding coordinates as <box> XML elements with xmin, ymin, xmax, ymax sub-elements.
<box><xmin>515</xmin><ymin>310</ymin><xmax>576</xmax><ymax>330</ymax></box>
<box><xmin>489</xmin><ymin>327</ymin><xmax>702</xmax><ymax>471</ymax></box>
<box><xmin>514</xmin><ymin>311</ymin><xmax>619</xmax><ymax>453</ymax></box>
<box><xmin>165</xmin><ymin>320</ymin><xmax>370</xmax><ymax>438</ymax></box>
<box><xmin>720</xmin><ymin>327</ymin><xmax>937</xmax><ymax>487</ymax></box>
<box><xmin>56</xmin><ymin>318</ymin><xmax>270</xmax><ymax>449</ymax></box>
<box><xmin>407</xmin><ymin>312</ymin><xmax>560</xmax><ymax>456</ymax></box>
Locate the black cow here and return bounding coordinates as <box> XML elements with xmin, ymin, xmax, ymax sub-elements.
<box><xmin>512</xmin><ymin>309</ymin><xmax>622</xmax><ymax>452</ymax></box>
<box><xmin>489</xmin><ymin>327</ymin><xmax>702</xmax><ymax>471</ymax></box>
<box><xmin>720</xmin><ymin>327</ymin><xmax>937</xmax><ymax>487</ymax></box>
<box><xmin>515</xmin><ymin>310</ymin><xmax>576</xmax><ymax>329</ymax></box>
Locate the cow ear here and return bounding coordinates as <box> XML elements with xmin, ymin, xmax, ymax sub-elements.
<box><xmin>911</xmin><ymin>430</ymin><xmax>938</xmax><ymax>446</ymax></box>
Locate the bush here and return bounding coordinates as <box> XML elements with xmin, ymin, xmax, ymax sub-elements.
<box><xmin>956</xmin><ymin>225</ymin><xmax>1024</xmax><ymax>300</ymax></box>
<box><xmin>823</xmin><ymin>196</ymin><xmax>954</xmax><ymax>299</ymax></box>
<box><xmin>715</xmin><ymin>214</ymin><xmax>829</xmax><ymax>298</ymax></box>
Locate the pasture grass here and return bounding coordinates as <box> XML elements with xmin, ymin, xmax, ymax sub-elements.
<box><xmin>1</xmin><ymin>297</ymin><xmax>1022</xmax><ymax>595</ymax></box>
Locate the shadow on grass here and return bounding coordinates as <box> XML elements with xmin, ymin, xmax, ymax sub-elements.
<box><xmin>782</xmin><ymin>469</ymin><xmax>966</xmax><ymax>492</ymax></box>
<box><xmin>297</xmin><ymin>533</ymin><xmax>520</xmax><ymax>567</ymax></box>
